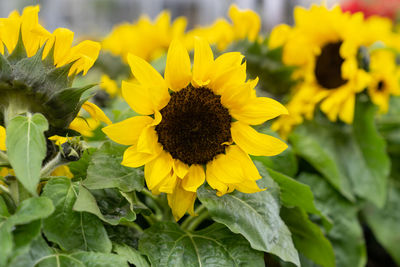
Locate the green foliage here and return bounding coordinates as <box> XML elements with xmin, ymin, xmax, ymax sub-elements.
<box><xmin>73</xmin><ymin>185</ymin><xmax>136</xmax><ymax>225</ymax></box>
<box><xmin>84</xmin><ymin>141</ymin><xmax>144</xmax><ymax>192</ymax></box>
<box><xmin>9</xmin><ymin>236</ymin><xmax>130</xmax><ymax>267</ymax></box>
<box><xmin>113</xmin><ymin>243</ymin><xmax>150</xmax><ymax>267</ymax></box>
<box><xmin>6</xmin><ymin>113</ymin><xmax>48</xmax><ymax>195</ymax></box>
<box><xmin>197</xmin><ymin>182</ymin><xmax>300</xmax><ymax>266</ymax></box>
<box><xmin>139</xmin><ymin>222</ymin><xmax>264</xmax><ymax>267</ymax></box>
<box><xmin>298</xmin><ymin>173</ymin><xmax>367</xmax><ymax>267</ymax></box>
<box><xmin>280</xmin><ymin>207</ymin><xmax>335</xmax><ymax>267</ymax></box>
<box><xmin>42</xmin><ymin>177</ymin><xmax>112</xmax><ymax>252</ymax></box>
<box><xmin>0</xmin><ymin>197</ymin><xmax>54</xmax><ymax>266</ymax></box>
<box><xmin>363</xmin><ymin>179</ymin><xmax>400</xmax><ymax>264</ymax></box>
<box><xmin>290</xmin><ymin>98</ymin><xmax>390</xmax><ymax>207</ymax></box>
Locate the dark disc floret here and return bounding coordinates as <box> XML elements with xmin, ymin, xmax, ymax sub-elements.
<box><xmin>155</xmin><ymin>85</ymin><xmax>232</xmax><ymax>165</ymax></box>
<box><xmin>314</xmin><ymin>41</ymin><xmax>348</xmax><ymax>89</ymax></box>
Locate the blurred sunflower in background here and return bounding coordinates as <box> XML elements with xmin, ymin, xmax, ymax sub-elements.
<box><xmin>102</xmin><ymin>11</ymin><xmax>187</xmax><ymax>62</ymax></box>
<box><xmin>270</xmin><ymin>4</ymin><xmax>400</xmax><ymax>138</ymax></box>
<box><xmin>103</xmin><ymin>38</ymin><xmax>288</xmax><ymax>220</ymax></box>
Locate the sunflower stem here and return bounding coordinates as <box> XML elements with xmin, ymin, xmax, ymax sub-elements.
<box><xmin>120</xmin><ymin>221</ymin><xmax>144</xmax><ymax>233</ymax></box>
<box><xmin>40</xmin><ymin>153</ymin><xmax>68</xmax><ymax>178</ymax></box>
<box><xmin>0</xmin><ymin>150</ymin><xmax>9</xmax><ymax>166</ymax></box>
<box><xmin>186</xmin><ymin>209</ymin><xmax>210</xmax><ymax>232</ymax></box>
<box><xmin>181</xmin><ymin>205</ymin><xmax>207</xmax><ymax>230</ymax></box>
<box><xmin>141</xmin><ymin>188</ymin><xmax>159</xmax><ymax>201</ymax></box>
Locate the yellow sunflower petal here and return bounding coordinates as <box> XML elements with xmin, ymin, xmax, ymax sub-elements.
<box><xmin>0</xmin><ymin>126</ymin><xmax>6</xmax><ymax>151</ymax></box>
<box><xmin>69</xmin><ymin>117</ymin><xmax>98</xmax><ymax>137</ymax></box>
<box><xmin>136</xmin><ymin>126</ymin><xmax>162</xmax><ymax>155</ymax></box>
<box><xmin>121</xmin><ymin>145</ymin><xmax>160</xmax><ymax>168</ymax></box>
<box><xmin>127</xmin><ymin>53</ymin><xmax>167</xmax><ymax>90</ymax></box>
<box><xmin>182</xmin><ymin>164</ymin><xmax>205</xmax><ymax>192</ymax></box>
<box><xmin>205</xmin><ymin>170</ymin><xmax>229</xmax><ymax>196</ymax></box>
<box><xmin>234</xmin><ymin>179</ymin><xmax>264</xmax><ymax>194</ymax></box>
<box><xmin>168</xmin><ymin>180</ymin><xmax>196</xmax><ymax>221</ymax></box>
<box><xmin>49</xmin><ymin>28</ymin><xmax>74</xmax><ymax>66</ymax></box>
<box><xmin>122</xmin><ymin>81</ymin><xmax>154</xmax><ymax>115</ymax></box>
<box><xmin>68</xmin><ymin>40</ymin><xmax>101</xmax><ymax>76</ymax></box>
<box><xmin>173</xmin><ymin>159</ymin><xmax>189</xmax><ymax>178</ymax></box>
<box><xmin>81</xmin><ymin>102</ymin><xmax>112</xmax><ymax>125</ymax></box>
<box><xmin>231</xmin><ymin>97</ymin><xmax>288</xmax><ymax>125</ymax></box>
<box><xmin>209</xmin><ymin>52</ymin><xmax>244</xmax><ymax>81</ymax></box>
<box><xmin>192</xmin><ymin>37</ymin><xmax>214</xmax><ymax>87</ymax></box>
<box><xmin>231</xmin><ymin>121</ymin><xmax>288</xmax><ymax>156</ymax></box>
<box><xmin>228</xmin><ymin>145</ymin><xmax>261</xmax><ymax>181</ymax></box>
<box><xmin>51</xmin><ymin>165</ymin><xmax>73</xmax><ymax>178</ymax></box>
<box><xmin>158</xmin><ymin>173</ymin><xmax>178</xmax><ymax>194</ymax></box>
<box><xmin>164</xmin><ymin>39</ymin><xmax>192</xmax><ymax>91</ymax></box>
<box><xmin>102</xmin><ymin>116</ymin><xmax>153</xmax><ymax>146</ymax></box>
<box><xmin>208</xmin><ymin>63</ymin><xmax>247</xmax><ymax>95</ymax></box>
<box><xmin>339</xmin><ymin>93</ymin><xmax>355</xmax><ymax>124</ymax></box>
<box><xmin>144</xmin><ymin>150</ymin><xmax>173</xmax><ymax>191</ymax></box>
<box><xmin>206</xmin><ymin>145</ymin><xmax>253</xmax><ymax>184</ymax></box>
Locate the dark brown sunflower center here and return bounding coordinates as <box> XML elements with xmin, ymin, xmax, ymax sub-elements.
<box><xmin>314</xmin><ymin>41</ymin><xmax>348</xmax><ymax>89</ymax></box>
<box><xmin>377</xmin><ymin>80</ymin><xmax>385</xmax><ymax>91</ymax></box>
<box><xmin>155</xmin><ymin>85</ymin><xmax>232</xmax><ymax>165</ymax></box>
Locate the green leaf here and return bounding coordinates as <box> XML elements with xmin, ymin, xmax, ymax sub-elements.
<box><xmin>350</xmin><ymin>98</ymin><xmax>390</xmax><ymax>207</ymax></box>
<box><xmin>10</xmin><ymin>220</ymin><xmax>42</xmax><ymax>261</ymax></box>
<box><xmin>280</xmin><ymin>207</ymin><xmax>335</xmax><ymax>267</ymax></box>
<box><xmin>9</xmin><ymin>236</ymin><xmax>130</xmax><ymax>267</ymax></box>
<box><xmin>255</xmin><ymin>161</ymin><xmax>332</xmax><ymax>229</ymax></box>
<box><xmin>42</xmin><ymin>177</ymin><xmax>112</xmax><ymax>252</ymax></box>
<box><xmin>289</xmin><ymin>121</ymin><xmax>355</xmax><ymax>202</ymax></box>
<box><xmin>291</xmin><ymin>99</ymin><xmax>390</xmax><ymax>207</ymax></box>
<box><xmin>0</xmin><ymin>197</ymin><xmax>54</xmax><ymax>266</ymax></box>
<box><xmin>114</xmin><ymin>243</ymin><xmax>150</xmax><ymax>267</ymax></box>
<box><xmin>197</xmin><ymin>185</ymin><xmax>299</xmax><ymax>266</ymax></box>
<box><xmin>73</xmin><ymin>185</ymin><xmax>136</xmax><ymax>225</ymax></box>
<box><xmin>363</xmin><ymin>179</ymin><xmax>400</xmax><ymax>264</ymax></box>
<box><xmin>105</xmin><ymin>224</ymin><xmax>141</xmax><ymax>249</ymax></box>
<box><xmin>139</xmin><ymin>222</ymin><xmax>264</xmax><ymax>267</ymax></box>
<box><xmin>84</xmin><ymin>141</ymin><xmax>144</xmax><ymax>192</ymax></box>
<box><xmin>69</xmin><ymin>147</ymin><xmax>95</xmax><ymax>180</ymax></box>
<box><xmin>6</xmin><ymin>113</ymin><xmax>48</xmax><ymax>195</ymax></box>
<box><xmin>298</xmin><ymin>173</ymin><xmax>366</xmax><ymax>267</ymax></box>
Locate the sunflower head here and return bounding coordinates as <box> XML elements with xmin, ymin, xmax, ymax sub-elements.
<box><xmin>102</xmin><ymin>10</ymin><xmax>187</xmax><ymax>62</ymax></box>
<box><xmin>103</xmin><ymin>37</ymin><xmax>288</xmax><ymax>220</ymax></box>
<box><xmin>0</xmin><ymin>6</ymin><xmax>100</xmax><ymax>135</ymax></box>
<box><xmin>270</xmin><ymin>4</ymin><xmax>379</xmax><ymax>138</ymax></box>
<box><xmin>368</xmin><ymin>49</ymin><xmax>400</xmax><ymax>113</ymax></box>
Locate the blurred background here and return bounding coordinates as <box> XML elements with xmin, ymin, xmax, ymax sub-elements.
<box><xmin>0</xmin><ymin>0</ymin><xmax>340</xmax><ymax>36</ymax></box>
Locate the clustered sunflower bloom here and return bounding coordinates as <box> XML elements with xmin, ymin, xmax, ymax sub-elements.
<box><xmin>269</xmin><ymin>4</ymin><xmax>400</xmax><ymax>138</ymax></box>
<box><xmin>184</xmin><ymin>4</ymin><xmax>261</xmax><ymax>51</ymax></box>
<box><xmin>103</xmin><ymin>38</ymin><xmax>288</xmax><ymax>220</ymax></box>
<box><xmin>102</xmin><ymin>11</ymin><xmax>187</xmax><ymax>62</ymax></box>
<box><xmin>102</xmin><ymin>4</ymin><xmax>260</xmax><ymax>63</ymax></box>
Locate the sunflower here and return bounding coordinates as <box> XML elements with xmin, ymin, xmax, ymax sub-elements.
<box><xmin>0</xmin><ymin>6</ymin><xmax>101</xmax><ymax>135</ymax></box>
<box><xmin>102</xmin><ymin>11</ymin><xmax>187</xmax><ymax>62</ymax></box>
<box><xmin>184</xmin><ymin>4</ymin><xmax>261</xmax><ymax>51</ymax></box>
<box><xmin>103</xmin><ymin>38</ymin><xmax>288</xmax><ymax>220</ymax></box>
<box><xmin>270</xmin><ymin>5</ymin><xmax>372</xmax><ymax>135</ymax></box>
<box><xmin>367</xmin><ymin>49</ymin><xmax>400</xmax><ymax>113</ymax></box>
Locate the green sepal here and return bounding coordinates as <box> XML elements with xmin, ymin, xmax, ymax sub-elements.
<box><xmin>0</xmin><ymin>53</ymin><xmax>12</xmax><ymax>81</ymax></box>
<box><xmin>7</xmin><ymin>29</ymin><xmax>27</xmax><ymax>63</ymax></box>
